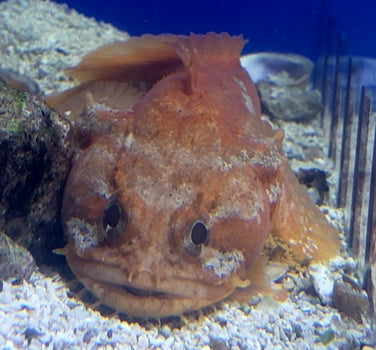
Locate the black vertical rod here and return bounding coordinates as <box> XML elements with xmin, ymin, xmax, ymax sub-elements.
<box><xmin>337</xmin><ymin>57</ymin><xmax>354</xmax><ymax>208</ymax></box>
<box><xmin>365</xmin><ymin>123</ymin><xmax>376</xmax><ymax>263</ymax></box>
<box><xmin>363</xmin><ymin>124</ymin><xmax>376</xmax><ymax>315</ymax></box>
<box><xmin>320</xmin><ymin>17</ymin><xmax>334</xmax><ymax>129</ymax></box>
<box><xmin>328</xmin><ymin>35</ymin><xmax>344</xmax><ymax>160</ymax></box>
<box><xmin>349</xmin><ymin>87</ymin><xmax>371</xmax><ymax>255</ymax></box>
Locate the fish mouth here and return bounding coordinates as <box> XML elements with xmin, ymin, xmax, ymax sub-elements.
<box><xmin>78</xmin><ymin>267</ymin><xmax>224</xmax><ymax>300</ymax></box>
<box><xmin>76</xmin><ymin>271</ymin><xmax>228</xmax><ymax>318</ymax></box>
<box><xmin>65</xmin><ymin>252</ymin><xmax>235</xmax><ymax>317</ymax></box>
<box><xmin>119</xmin><ymin>283</ymin><xmax>171</xmax><ymax>298</ymax></box>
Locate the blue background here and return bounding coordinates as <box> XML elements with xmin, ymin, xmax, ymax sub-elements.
<box><xmin>55</xmin><ymin>0</ymin><xmax>374</xmax><ymax>61</ymax></box>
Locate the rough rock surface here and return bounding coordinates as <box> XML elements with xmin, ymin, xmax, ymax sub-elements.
<box><xmin>258</xmin><ymin>81</ymin><xmax>322</xmax><ymax>121</ymax></box>
<box><xmin>0</xmin><ymin>78</ymin><xmax>71</xmax><ymax>266</ymax></box>
<box><xmin>0</xmin><ymin>231</ymin><xmax>35</xmax><ymax>280</ymax></box>
<box><xmin>241</xmin><ymin>53</ymin><xmax>322</xmax><ymax>121</ymax></box>
<box><xmin>0</xmin><ymin>0</ymin><xmax>129</xmax><ymax>275</ymax></box>
<box><xmin>333</xmin><ymin>278</ymin><xmax>370</xmax><ymax>323</ymax></box>
<box><xmin>0</xmin><ymin>0</ymin><xmax>129</xmax><ymax>95</ymax></box>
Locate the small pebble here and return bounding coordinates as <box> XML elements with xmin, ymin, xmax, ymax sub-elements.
<box><xmin>83</xmin><ymin>329</ymin><xmax>98</xmax><ymax>344</ymax></box>
<box><xmin>333</xmin><ymin>280</ymin><xmax>369</xmax><ymax>323</ymax></box>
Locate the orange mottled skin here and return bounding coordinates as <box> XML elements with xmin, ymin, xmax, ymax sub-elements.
<box><xmin>48</xmin><ymin>33</ymin><xmax>339</xmax><ymax>318</ymax></box>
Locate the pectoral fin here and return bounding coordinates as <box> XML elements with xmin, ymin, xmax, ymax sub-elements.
<box><xmin>271</xmin><ymin>165</ymin><xmax>340</xmax><ymax>263</ymax></box>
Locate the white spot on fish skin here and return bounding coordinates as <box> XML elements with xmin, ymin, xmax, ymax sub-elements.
<box><xmin>244</xmin><ymin>198</ymin><xmax>264</xmax><ymax>225</ymax></box>
<box><xmin>92</xmin><ymin>179</ymin><xmax>112</xmax><ymax>199</ymax></box>
<box><xmin>208</xmin><ymin>175</ymin><xmax>264</xmax><ymax>224</ymax></box>
<box><xmin>249</xmin><ymin>144</ymin><xmax>282</xmax><ymax>169</ymax></box>
<box><xmin>240</xmin><ymin>149</ymin><xmax>250</xmax><ymax>161</ymax></box>
<box><xmin>134</xmin><ymin>174</ymin><xmax>196</xmax><ymax>210</ymax></box>
<box><xmin>289</xmin><ymin>239</ymin><xmax>304</xmax><ymax>248</ymax></box>
<box><xmin>202</xmin><ymin>248</ymin><xmax>244</xmax><ymax>278</ymax></box>
<box><xmin>67</xmin><ymin>217</ymin><xmax>102</xmax><ymax>250</ymax></box>
<box><xmin>123</xmin><ymin>133</ymin><xmax>135</xmax><ymax>148</ymax></box>
<box><xmin>306</xmin><ymin>237</ymin><xmax>318</xmax><ymax>252</ymax></box>
<box><xmin>233</xmin><ymin>77</ymin><xmax>256</xmax><ymax>115</ymax></box>
<box><xmin>215</xmin><ymin>156</ymin><xmax>232</xmax><ymax>170</ymax></box>
<box><xmin>266</xmin><ymin>182</ymin><xmax>281</xmax><ymax>203</ymax></box>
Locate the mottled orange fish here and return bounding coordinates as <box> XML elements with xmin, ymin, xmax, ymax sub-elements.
<box><xmin>47</xmin><ymin>33</ymin><xmax>339</xmax><ymax>318</ymax></box>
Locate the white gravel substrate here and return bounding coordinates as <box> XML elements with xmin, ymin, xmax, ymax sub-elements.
<box><xmin>0</xmin><ymin>268</ymin><xmax>371</xmax><ymax>349</ymax></box>
<box><xmin>0</xmin><ymin>0</ymin><xmax>374</xmax><ymax>349</ymax></box>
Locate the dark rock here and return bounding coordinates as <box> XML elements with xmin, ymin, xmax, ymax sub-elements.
<box><xmin>23</xmin><ymin>327</ymin><xmax>44</xmax><ymax>346</ymax></box>
<box><xmin>297</xmin><ymin>168</ymin><xmax>329</xmax><ymax>205</ymax></box>
<box><xmin>241</xmin><ymin>53</ymin><xmax>322</xmax><ymax>121</ymax></box>
<box><xmin>333</xmin><ymin>278</ymin><xmax>369</xmax><ymax>323</ymax></box>
<box><xmin>316</xmin><ymin>328</ymin><xmax>335</xmax><ymax>345</ymax></box>
<box><xmin>83</xmin><ymin>329</ymin><xmax>98</xmax><ymax>344</ymax></box>
<box><xmin>0</xmin><ymin>231</ymin><xmax>35</xmax><ymax>280</ymax></box>
<box><xmin>241</xmin><ymin>53</ymin><xmax>314</xmax><ymax>87</ymax></box>
<box><xmin>0</xmin><ymin>78</ymin><xmax>72</xmax><ymax>268</ymax></box>
<box><xmin>0</xmin><ymin>68</ymin><xmax>40</xmax><ymax>95</ymax></box>
<box><xmin>210</xmin><ymin>338</ymin><xmax>229</xmax><ymax>350</ymax></box>
<box><xmin>257</xmin><ymin>82</ymin><xmax>322</xmax><ymax>121</ymax></box>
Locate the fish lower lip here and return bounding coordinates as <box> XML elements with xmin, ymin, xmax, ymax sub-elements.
<box><xmin>121</xmin><ymin>284</ymin><xmax>171</xmax><ymax>298</ymax></box>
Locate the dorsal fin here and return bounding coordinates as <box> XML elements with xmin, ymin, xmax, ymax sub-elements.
<box><xmin>173</xmin><ymin>32</ymin><xmax>247</xmax><ymax>68</ymax></box>
<box><xmin>46</xmin><ymin>34</ymin><xmax>184</xmax><ymax>112</ymax></box>
<box><xmin>68</xmin><ymin>34</ymin><xmax>184</xmax><ymax>85</ymax></box>
<box><xmin>172</xmin><ymin>32</ymin><xmax>247</xmax><ymax>94</ymax></box>
<box><xmin>46</xmin><ymin>33</ymin><xmax>248</xmax><ymax>113</ymax></box>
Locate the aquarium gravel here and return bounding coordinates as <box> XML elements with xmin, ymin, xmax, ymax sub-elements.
<box><xmin>0</xmin><ymin>0</ymin><xmax>374</xmax><ymax>349</ymax></box>
<box><xmin>0</xmin><ymin>268</ymin><xmax>371</xmax><ymax>349</ymax></box>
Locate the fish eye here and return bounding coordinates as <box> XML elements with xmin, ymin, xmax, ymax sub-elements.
<box><xmin>103</xmin><ymin>202</ymin><xmax>121</xmax><ymax>228</ymax></box>
<box><xmin>102</xmin><ymin>200</ymin><xmax>128</xmax><ymax>238</ymax></box>
<box><xmin>184</xmin><ymin>221</ymin><xmax>209</xmax><ymax>256</ymax></box>
<box><xmin>191</xmin><ymin>221</ymin><xmax>208</xmax><ymax>244</ymax></box>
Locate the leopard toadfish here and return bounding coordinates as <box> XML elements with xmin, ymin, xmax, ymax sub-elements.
<box><xmin>47</xmin><ymin>32</ymin><xmax>339</xmax><ymax>318</ymax></box>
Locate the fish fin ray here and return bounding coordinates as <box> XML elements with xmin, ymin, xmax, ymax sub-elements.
<box><xmin>271</xmin><ymin>165</ymin><xmax>340</xmax><ymax>263</ymax></box>
<box><xmin>68</xmin><ymin>34</ymin><xmax>183</xmax><ymax>84</ymax></box>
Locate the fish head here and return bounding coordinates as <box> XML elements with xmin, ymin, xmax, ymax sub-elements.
<box><xmin>61</xmin><ymin>33</ymin><xmax>273</xmax><ymax>317</ymax></box>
